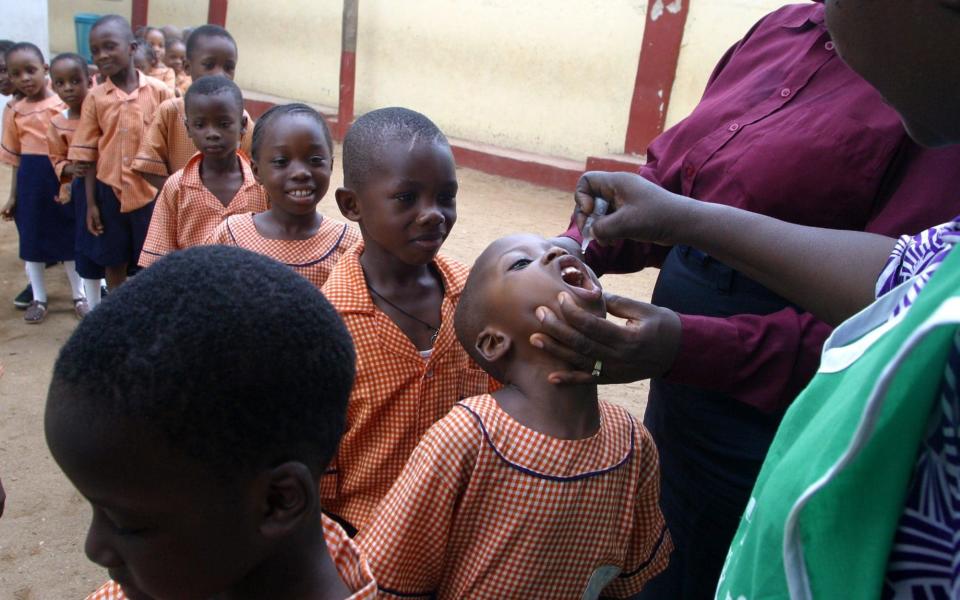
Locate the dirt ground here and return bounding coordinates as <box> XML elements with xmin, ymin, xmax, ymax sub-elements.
<box><xmin>0</xmin><ymin>147</ymin><xmax>658</xmax><ymax>598</ymax></box>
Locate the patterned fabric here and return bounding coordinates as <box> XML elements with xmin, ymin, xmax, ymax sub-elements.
<box><xmin>147</xmin><ymin>65</ymin><xmax>176</xmax><ymax>92</ymax></box>
<box><xmin>0</xmin><ymin>95</ymin><xmax>65</xmax><ymax>165</ymax></box>
<box><xmin>175</xmin><ymin>72</ymin><xmax>191</xmax><ymax>96</ymax></box>
<box><xmin>319</xmin><ymin>242</ymin><xmax>496</xmax><ymax>532</ymax></box>
<box><xmin>68</xmin><ymin>71</ymin><xmax>174</xmax><ymax>212</ymax></box>
<box><xmin>84</xmin><ymin>515</ymin><xmax>376</xmax><ymax>599</ymax></box>
<box><xmin>358</xmin><ymin>394</ymin><xmax>671</xmax><ymax>599</ymax></box>
<box><xmin>207</xmin><ymin>212</ymin><xmax>359</xmax><ymax>289</ymax></box>
<box><xmin>876</xmin><ymin>217</ymin><xmax>960</xmax><ymax>318</ymax></box>
<box><xmin>132</xmin><ymin>96</ymin><xmax>255</xmax><ymax>178</ymax></box>
<box><xmin>138</xmin><ymin>153</ymin><xmax>269</xmax><ymax>266</ymax></box>
<box><xmin>883</xmin><ymin>331</ymin><xmax>960</xmax><ymax>599</ymax></box>
<box><xmin>47</xmin><ymin>110</ymin><xmax>77</xmax><ymax>182</ymax></box>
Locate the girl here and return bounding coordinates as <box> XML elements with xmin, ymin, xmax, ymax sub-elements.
<box><xmin>48</xmin><ymin>53</ymin><xmax>104</xmax><ymax>316</ymax></box>
<box><xmin>143</xmin><ymin>27</ymin><xmax>175</xmax><ymax>91</ymax></box>
<box><xmin>206</xmin><ymin>103</ymin><xmax>359</xmax><ymax>289</ymax></box>
<box><xmin>0</xmin><ymin>43</ymin><xmax>84</xmax><ymax>323</ymax></box>
<box><xmin>164</xmin><ymin>37</ymin><xmax>190</xmax><ymax>97</ymax></box>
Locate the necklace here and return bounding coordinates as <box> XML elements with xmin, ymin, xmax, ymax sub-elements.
<box><xmin>363</xmin><ymin>274</ymin><xmax>441</xmax><ymax>344</ymax></box>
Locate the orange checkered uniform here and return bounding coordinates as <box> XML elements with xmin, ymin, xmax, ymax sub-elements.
<box><xmin>139</xmin><ymin>153</ymin><xmax>269</xmax><ymax>267</ymax></box>
<box><xmin>131</xmin><ymin>97</ymin><xmax>255</xmax><ymax>178</ymax></box>
<box><xmin>47</xmin><ymin>110</ymin><xmax>80</xmax><ymax>202</ymax></box>
<box><xmin>206</xmin><ymin>213</ymin><xmax>359</xmax><ymax>289</ymax></box>
<box><xmin>68</xmin><ymin>71</ymin><xmax>174</xmax><ymax>212</ymax></box>
<box><xmin>0</xmin><ymin>95</ymin><xmax>65</xmax><ymax>166</ymax></box>
<box><xmin>358</xmin><ymin>394</ymin><xmax>672</xmax><ymax>599</ymax></box>
<box><xmin>85</xmin><ymin>515</ymin><xmax>377</xmax><ymax>599</ymax></box>
<box><xmin>175</xmin><ymin>72</ymin><xmax>191</xmax><ymax>96</ymax></box>
<box><xmin>147</xmin><ymin>65</ymin><xmax>176</xmax><ymax>92</ymax></box>
<box><xmin>319</xmin><ymin>242</ymin><xmax>497</xmax><ymax>532</ymax></box>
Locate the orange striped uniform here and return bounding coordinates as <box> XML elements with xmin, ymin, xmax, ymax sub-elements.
<box><xmin>139</xmin><ymin>153</ymin><xmax>269</xmax><ymax>267</ymax></box>
<box><xmin>206</xmin><ymin>212</ymin><xmax>359</xmax><ymax>289</ymax></box>
<box><xmin>319</xmin><ymin>242</ymin><xmax>497</xmax><ymax>532</ymax></box>
<box><xmin>359</xmin><ymin>394</ymin><xmax>672</xmax><ymax>599</ymax></box>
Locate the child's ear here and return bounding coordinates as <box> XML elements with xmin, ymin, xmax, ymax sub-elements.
<box><xmin>182</xmin><ymin>58</ymin><xmax>191</xmax><ymax>78</ymax></box>
<box><xmin>240</xmin><ymin>114</ymin><xmax>248</xmax><ymax>137</ymax></box>
<box><xmin>258</xmin><ymin>462</ymin><xmax>316</xmax><ymax>540</ymax></box>
<box><xmin>250</xmin><ymin>159</ymin><xmax>261</xmax><ymax>184</ymax></box>
<box><xmin>335</xmin><ymin>187</ymin><xmax>361</xmax><ymax>222</ymax></box>
<box><xmin>476</xmin><ymin>326</ymin><xmax>511</xmax><ymax>363</ymax></box>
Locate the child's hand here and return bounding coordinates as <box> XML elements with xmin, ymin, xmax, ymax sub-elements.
<box><xmin>87</xmin><ymin>202</ymin><xmax>104</xmax><ymax>236</ymax></box>
<box><xmin>55</xmin><ymin>191</ymin><xmax>72</xmax><ymax>205</ymax></box>
<box><xmin>573</xmin><ymin>172</ymin><xmax>695</xmax><ymax>248</ymax></box>
<box><xmin>1</xmin><ymin>197</ymin><xmax>15</xmax><ymax>221</ymax></box>
<box><xmin>72</xmin><ymin>161</ymin><xmax>92</xmax><ymax>178</ymax></box>
<box><xmin>62</xmin><ymin>163</ymin><xmax>75</xmax><ymax>179</ymax></box>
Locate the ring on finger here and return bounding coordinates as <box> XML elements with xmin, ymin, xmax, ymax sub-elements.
<box><xmin>591</xmin><ymin>359</ymin><xmax>603</xmax><ymax>378</ymax></box>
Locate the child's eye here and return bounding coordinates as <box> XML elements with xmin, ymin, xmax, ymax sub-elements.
<box><xmin>439</xmin><ymin>193</ymin><xmax>457</xmax><ymax>205</ymax></box>
<box><xmin>394</xmin><ymin>192</ymin><xmax>416</xmax><ymax>203</ymax></box>
<box><xmin>509</xmin><ymin>258</ymin><xmax>532</xmax><ymax>271</ymax></box>
<box><xmin>309</xmin><ymin>156</ymin><xmax>327</xmax><ymax>165</ymax></box>
<box><xmin>271</xmin><ymin>157</ymin><xmax>289</xmax><ymax>167</ymax></box>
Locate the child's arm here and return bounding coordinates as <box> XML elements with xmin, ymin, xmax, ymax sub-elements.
<box><xmin>46</xmin><ymin>122</ymin><xmax>74</xmax><ymax>203</ymax></box>
<box><xmin>0</xmin><ymin>165</ymin><xmax>15</xmax><ymax>220</ymax></box>
<box><xmin>574</xmin><ymin>171</ymin><xmax>896</xmax><ymax>326</ymax></box>
<box><xmin>356</xmin><ymin>410</ymin><xmax>478</xmax><ymax>597</ymax></box>
<box><xmin>601</xmin><ymin>422</ymin><xmax>672</xmax><ymax>598</ymax></box>
<box><xmin>138</xmin><ymin>174</ymin><xmax>181</xmax><ymax>267</ymax></box>
<box><xmin>132</xmin><ymin>101</ymin><xmax>174</xmax><ymax>190</ymax></box>
<box><xmin>85</xmin><ymin>171</ymin><xmax>103</xmax><ymax>236</ymax></box>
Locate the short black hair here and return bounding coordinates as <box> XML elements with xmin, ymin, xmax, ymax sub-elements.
<box><xmin>50</xmin><ymin>52</ymin><xmax>89</xmax><ymax>78</ymax></box>
<box><xmin>0</xmin><ymin>40</ymin><xmax>15</xmax><ymax>56</ymax></box>
<box><xmin>342</xmin><ymin>107</ymin><xmax>449</xmax><ymax>188</ymax></box>
<box><xmin>47</xmin><ymin>245</ymin><xmax>355</xmax><ymax>477</ymax></box>
<box><xmin>184</xmin><ymin>74</ymin><xmax>243</xmax><ymax>115</ymax></box>
<box><xmin>166</xmin><ymin>36</ymin><xmax>186</xmax><ymax>50</ymax></box>
<box><xmin>185</xmin><ymin>24</ymin><xmax>237</xmax><ymax>61</ymax></box>
<box><xmin>132</xmin><ymin>37</ymin><xmax>156</xmax><ymax>68</ymax></box>
<box><xmin>4</xmin><ymin>42</ymin><xmax>45</xmax><ymax>64</ymax></box>
<box><xmin>251</xmin><ymin>103</ymin><xmax>333</xmax><ymax>161</ymax></box>
<box><xmin>91</xmin><ymin>14</ymin><xmax>134</xmax><ymax>43</ymax></box>
<box><xmin>454</xmin><ymin>244</ymin><xmax>504</xmax><ymax>382</ymax></box>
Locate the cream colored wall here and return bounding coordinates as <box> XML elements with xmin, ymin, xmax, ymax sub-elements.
<box><xmin>356</xmin><ymin>0</ymin><xmax>646</xmax><ymax>160</ymax></box>
<box><xmin>147</xmin><ymin>0</ymin><xmax>208</xmax><ymax>30</ymax></box>
<box><xmin>226</xmin><ymin>0</ymin><xmax>343</xmax><ymax>108</ymax></box>
<box><xmin>49</xmin><ymin>0</ymin><xmax>131</xmax><ymax>54</ymax></box>
<box><xmin>665</xmin><ymin>0</ymin><xmax>791</xmax><ymax>129</ymax></box>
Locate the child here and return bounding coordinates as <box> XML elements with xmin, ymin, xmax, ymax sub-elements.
<box><xmin>318</xmin><ymin>107</ymin><xmax>494</xmax><ymax>535</ymax></box>
<box><xmin>0</xmin><ymin>43</ymin><xmax>86</xmax><ymax>323</ymax></box>
<box><xmin>358</xmin><ymin>234</ymin><xmax>672</xmax><ymax>598</ymax></box>
<box><xmin>47</xmin><ymin>52</ymin><xmax>103</xmax><ymax>315</ymax></box>
<box><xmin>139</xmin><ymin>76</ymin><xmax>267</xmax><ymax>267</ymax></box>
<box><xmin>143</xmin><ymin>26</ymin><xmax>176</xmax><ymax>91</ymax></box>
<box><xmin>130</xmin><ymin>38</ymin><xmax>153</xmax><ymax>75</ymax></box>
<box><xmin>207</xmin><ymin>103</ymin><xmax>357</xmax><ymax>288</ymax></box>
<box><xmin>164</xmin><ymin>36</ymin><xmax>190</xmax><ymax>96</ymax></box>
<box><xmin>42</xmin><ymin>245</ymin><xmax>375</xmax><ymax>600</ymax></box>
<box><xmin>132</xmin><ymin>25</ymin><xmax>254</xmax><ymax>192</ymax></box>
<box><xmin>68</xmin><ymin>15</ymin><xmax>174</xmax><ymax>290</ymax></box>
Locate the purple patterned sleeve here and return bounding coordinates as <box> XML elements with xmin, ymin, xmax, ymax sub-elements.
<box><xmin>875</xmin><ymin>218</ymin><xmax>960</xmax><ymax>299</ymax></box>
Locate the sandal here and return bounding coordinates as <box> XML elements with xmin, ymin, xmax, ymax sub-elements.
<box><xmin>73</xmin><ymin>297</ymin><xmax>91</xmax><ymax>320</ymax></box>
<box><xmin>24</xmin><ymin>300</ymin><xmax>48</xmax><ymax>324</ymax></box>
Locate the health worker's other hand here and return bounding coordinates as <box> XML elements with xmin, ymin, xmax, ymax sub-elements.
<box><xmin>531</xmin><ymin>291</ymin><xmax>682</xmax><ymax>385</ymax></box>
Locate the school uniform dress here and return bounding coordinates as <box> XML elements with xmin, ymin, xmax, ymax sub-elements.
<box><xmin>132</xmin><ymin>97</ymin><xmax>255</xmax><ymax>179</ymax></box>
<box><xmin>206</xmin><ymin>213</ymin><xmax>358</xmax><ymax>289</ymax></box>
<box><xmin>358</xmin><ymin>394</ymin><xmax>671</xmax><ymax>599</ymax></box>
<box><xmin>84</xmin><ymin>515</ymin><xmax>377</xmax><ymax>600</ymax></box>
<box><xmin>47</xmin><ymin>111</ymin><xmax>105</xmax><ymax>279</ymax></box>
<box><xmin>68</xmin><ymin>71</ymin><xmax>173</xmax><ymax>268</ymax></box>
<box><xmin>175</xmin><ymin>72</ymin><xmax>191</xmax><ymax>97</ymax></box>
<box><xmin>319</xmin><ymin>243</ymin><xmax>498</xmax><ymax>534</ymax></box>
<box><xmin>139</xmin><ymin>153</ymin><xmax>269</xmax><ymax>267</ymax></box>
<box><xmin>147</xmin><ymin>65</ymin><xmax>176</xmax><ymax>92</ymax></box>
<box><xmin>0</xmin><ymin>95</ymin><xmax>75</xmax><ymax>262</ymax></box>
<box><xmin>560</xmin><ymin>3</ymin><xmax>960</xmax><ymax>595</ymax></box>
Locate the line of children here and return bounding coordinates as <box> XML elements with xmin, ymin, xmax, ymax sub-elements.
<box><xmin>141</xmin><ymin>26</ymin><xmax>176</xmax><ymax>92</ymax></box>
<box><xmin>68</xmin><ymin>15</ymin><xmax>174</xmax><ymax>291</ymax></box>
<box><xmin>132</xmin><ymin>25</ymin><xmax>254</xmax><ymax>193</ymax></box>
<box><xmin>318</xmin><ymin>107</ymin><xmax>496</xmax><ymax>534</ymax></box>
<box><xmin>46</xmin><ymin>245</ymin><xmax>376</xmax><ymax>600</ymax></box>
<box><xmin>138</xmin><ymin>76</ymin><xmax>267</xmax><ymax>266</ymax></box>
<box><xmin>164</xmin><ymin>36</ymin><xmax>190</xmax><ymax>96</ymax></box>
<box><xmin>0</xmin><ymin>43</ymin><xmax>86</xmax><ymax>323</ymax></box>
<box><xmin>206</xmin><ymin>103</ymin><xmax>358</xmax><ymax>289</ymax></box>
<box><xmin>358</xmin><ymin>234</ymin><xmax>671</xmax><ymax>598</ymax></box>
<box><xmin>46</xmin><ymin>52</ymin><xmax>104</xmax><ymax>315</ymax></box>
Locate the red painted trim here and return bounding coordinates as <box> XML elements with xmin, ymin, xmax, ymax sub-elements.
<box><xmin>208</xmin><ymin>0</ymin><xmax>228</xmax><ymax>26</ymax></box>
<box><xmin>131</xmin><ymin>0</ymin><xmax>149</xmax><ymax>32</ymax></box>
<box><xmin>624</xmin><ymin>1</ymin><xmax>690</xmax><ymax>155</ymax></box>
<box><xmin>337</xmin><ymin>51</ymin><xmax>356</xmax><ymax>141</ymax></box>
<box><xmin>451</xmin><ymin>139</ymin><xmax>584</xmax><ymax>190</ymax></box>
<box><xmin>585</xmin><ymin>153</ymin><xmax>646</xmax><ymax>174</ymax></box>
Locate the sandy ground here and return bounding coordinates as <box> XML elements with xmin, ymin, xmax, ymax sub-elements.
<box><xmin>0</xmin><ymin>147</ymin><xmax>658</xmax><ymax>598</ymax></box>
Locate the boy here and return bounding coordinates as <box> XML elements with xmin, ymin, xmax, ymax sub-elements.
<box><xmin>132</xmin><ymin>25</ymin><xmax>253</xmax><ymax>192</ymax></box>
<box><xmin>139</xmin><ymin>76</ymin><xmax>267</xmax><ymax>267</ymax></box>
<box><xmin>358</xmin><ymin>234</ymin><xmax>671</xmax><ymax>598</ymax></box>
<box><xmin>68</xmin><ymin>15</ymin><xmax>174</xmax><ymax>289</ymax></box>
<box><xmin>320</xmin><ymin>107</ymin><xmax>494</xmax><ymax>535</ymax></box>
<box><xmin>45</xmin><ymin>245</ymin><xmax>374</xmax><ymax>600</ymax></box>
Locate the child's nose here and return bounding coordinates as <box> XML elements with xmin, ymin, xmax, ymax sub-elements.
<box><xmin>84</xmin><ymin>515</ymin><xmax>124</xmax><ymax>569</ymax></box>
<box><xmin>541</xmin><ymin>246</ymin><xmax>567</xmax><ymax>265</ymax></box>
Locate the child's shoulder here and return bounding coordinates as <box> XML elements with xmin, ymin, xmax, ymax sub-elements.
<box><xmin>320</xmin><ymin>238</ymin><xmax>365</xmax><ymax>304</ymax></box>
<box><xmin>49</xmin><ymin>110</ymin><xmax>76</xmax><ymax>131</ymax></box>
<box><xmin>434</xmin><ymin>253</ymin><xmax>470</xmax><ymax>289</ymax></box>
<box><xmin>419</xmin><ymin>397</ymin><xmax>489</xmax><ymax>455</ymax></box>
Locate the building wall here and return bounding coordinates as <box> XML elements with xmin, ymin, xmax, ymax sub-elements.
<box><xmin>49</xmin><ymin>0</ymin><xmax>131</xmax><ymax>54</ymax></box>
<box><xmin>147</xmin><ymin>0</ymin><xmax>208</xmax><ymax>30</ymax></box>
